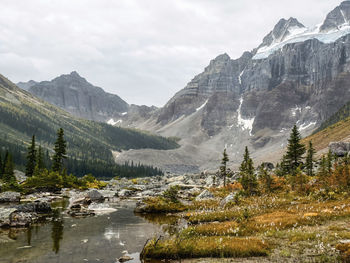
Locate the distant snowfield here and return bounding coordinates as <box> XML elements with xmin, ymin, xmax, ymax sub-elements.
<box><xmin>253</xmin><ymin>24</ymin><xmax>350</xmax><ymax>60</ymax></box>
<box><xmin>237</xmin><ymin>97</ymin><xmax>255</xmax><ymax>136</ymax></box>
<box><xmin>107</xmin><ymin>118</ymin><xmax>122</xmax><ymax>126</ymax></box>
<box><xmin>196</xmin><ymin>99</ymin><xmax>208</xmax><ymax>111</ymax></box>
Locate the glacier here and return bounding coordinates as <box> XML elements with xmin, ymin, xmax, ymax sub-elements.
<box><xmin>253</xmin><ymin>23</ymin><xmax>350</xmax><ymax>60</ymax></box>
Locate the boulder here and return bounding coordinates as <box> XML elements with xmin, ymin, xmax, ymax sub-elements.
<box><xmin>118</xmin><ymin>255</ymin><xmax>133</xmax><ymax>262</ymax></box>
<box><xmin>204</xmin><ymin>175</ymin><xmax>216</xmax><ymax>187</ymax></box>
<box><xmin>10</xmin><ymin>212</ymin><xmax>36</xmax><ymax>227</ymax></box>
<box><xmin>195</xmin><ymin>190</ymin><xmax>214</xmax><ymax>201</ymax></box>
<box><xmin>329</xmin><ymin>142</ymin><xmax>350</xmax><ymax>157</ymax></box>
<box><xmin>220</xmin><ymin>192</ymin><xmax>238</xmax><ymax>207</ymax></box>
<box><xmin>86</xmin><ymin>190</ymin><xmax>104</xmax><ymax>202</ymax></box>
<box><xmin>15</xmin><ymin>201</ymin><xmax>52</xmax><ymax>214</ymax></box>
<box><xmin>0</xmin><ymin>191</ymin><xmax>20</xmax><ymax>203</ymax></box>
<box><xmin>0</xmin><ymin>208</ymin><xmax>17</xmax><ymax>227</ymax></box>
<box><xmin>14</xmin><ymin>170</ymin><xmax>27</xmax><ymax>184</ymax></box>
<box><xmin>260</xmin><ymin>162</ymin><xmax>275</xmax><ymax>170</ymax></box>
<box><xmin>134</xmin><ymin>200</ymin><xmax>148</xmax><ymax>213</ymax></box>
<box><xmin>117</xmin><ymin>189</ymin><xmax>134</xmax><ymax>198</ymax></box>
<box><xmin>68</xmin><ymin>209</ymin><xmax>95</xmax><ymax>217</ymax></box>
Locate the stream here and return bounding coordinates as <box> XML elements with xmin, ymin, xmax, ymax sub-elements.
<box><xmin>0</xmin><ymin>201</ymin><xmax>170</xmax><ymax>263</ymax></box>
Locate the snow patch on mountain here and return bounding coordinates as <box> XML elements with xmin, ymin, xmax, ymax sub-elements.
<box><xmin>299</xmin><ymin>121</ymin><xmax>317</xmax><ymax>131</ymax></box>
<box><xmin>254</xmin><ymin>24</ymin><xmax>350</xmax><ymax>60</ymax></box>
<box><xmin>196</xmin><ymin>99</ymin><xmax>208</xmax><ymax>111</ymax></box>
<box><xmin>107</xmin><ymin>119</ymin><xmax>122</xmax><ymax>126</ymax></box>
<box><xmin>237</xmin><ymin>97</ymin><xmax>255</xmax><ymax>136</ymax></box>
<box><xmin>291</xmin><ymin>106</ymin><xmax>302</xmax><ymax>117</ymax></box>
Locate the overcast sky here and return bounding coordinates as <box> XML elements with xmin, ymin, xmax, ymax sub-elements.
<box><xmin>0</xmin><ymin>0</ymin><xmax>342</xmax><ymax>106</ymax></box>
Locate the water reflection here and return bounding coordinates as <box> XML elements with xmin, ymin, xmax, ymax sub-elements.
<box><xmin>0</xmin><ymin>201</ymin><xmax>168</xmax><ymax>263</ymax></box>
<box><xmin>51</xmin><ymin>209</ymin><xmax>64</xmax><ymax>254</ymax></box>
<box><xmin>26</xmin><ymin>226</ymin><xmax>32</xmax><ymax>246</ymax></box>
<box><xmin>137</xmin><ymin>213</ymin><xmax>179</xmax><ymax>235</ymax></box>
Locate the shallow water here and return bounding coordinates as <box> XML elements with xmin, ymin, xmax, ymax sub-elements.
<box><xmin>0</xmin><ymin>201</ymin><xmax>166</xmax><ymax>263</ymax></box>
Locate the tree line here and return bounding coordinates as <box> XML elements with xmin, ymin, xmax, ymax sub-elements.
<box><xmin>219</xmin><ymin>124</ymin><xmax>347</xmax><ymax>196</ymax></box>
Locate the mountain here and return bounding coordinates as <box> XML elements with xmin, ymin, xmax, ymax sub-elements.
<box><xmin>113</xmin><ymin>1</ymin><xmax>350</xmax><ymax>172</ymax></box>
<box><xmin>18</xmin><ymin>71</ymin><xmax>129</xmax><ymax>122</ymax></box>
<box><xmin>0</xmin><ymin>73</ymin><xmax>179</xmax><ymax>173</ymax></box>
<box><xmin>17</xmin><ymin>80</ymin><xmax>37</xmax><ymax>91</ymax></box>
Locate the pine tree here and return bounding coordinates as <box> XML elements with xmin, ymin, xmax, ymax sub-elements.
<box><xmin>327</xmin><ymin>149</ymin><xmax>333</xmax><ymax>174</ymax></box>
<box><xmin>36</xmin><ymin>145</ymin><xmax>45</xmax><ymax>170</ymax></box>
<box><xmin>0</xmin><ymin>153</ymin><xmax>2</xmax><ymax>179</ymax></box>
<box><xmin>239</xmin><ymin>147</ymin><xmax>257</xmax><ymax>195</ymax></box>
<box><xmin>25</xmin><ymin>135</ymin><xmax>37</xmax><ymax>177</ymax></box>
<box><xmin>259</xmin><ymin>166</ymin><xmax>272</xmax><ymax>193</ymax></box>
<box><xmin>52</xmin><ymin>128</ymin><xmax>67</xmax><ymax>173</ymax></box>
<box><xmin>1</xmin><ymin>150</ymin><xmax>8</xmax><ymax>177</ymax></box>
<box><xmin>220</xmin><ymin>148</ymin><xmax>229</xmax><ymax>186</ymax></box>
<box><xmin>305</xmin><ymin>141</ymin><xmax>315</xmax><ymax>177</ymax></box>
<box><xmin>3</xmin><ymin>154</ymin><xmax>16</xmax><ymax>184</ymax></box>
<box><xmin>284</xmin><ymin>125</ymin><xmax>306</xmax><ymax>176</ymax></box>
<box><xmin>317</xmin><ymin>156</ymin><xmax>329</xmax><ymax>189</ymax></box>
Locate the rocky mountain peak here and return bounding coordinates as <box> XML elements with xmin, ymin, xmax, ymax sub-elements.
<box><xmin>69</xmin><ymin>71</ymin><xmax>81</xmax><ymax>78</ymax></box>
<box><xmin>17</xmin><ymin>79</ymin><xmax>37</xmax><ymax>91</ymax></box>
<box><xmin>320</xmin><ymin>1</ymin><xmax>350</xmax><ymax>32</ymax></box>
<box><xmin>23</xmin><ymin>72</ymin><xmax>129</xmax><ymax>122</ymax></box>
<box><xmin>258</xmin><ymin>17</ymin><xmax>306</xmax><ymax>48</ymax></box>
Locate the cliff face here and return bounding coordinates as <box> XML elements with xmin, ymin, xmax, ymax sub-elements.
<box><xmin>21</xmin><ymin>71</ymin><xmax>129</xmax><ymax>122</ymax></box>
<box><xmin>115</xmin><ymin>1</ymin><xmax>350</xmax><ymax>173</ymax></box>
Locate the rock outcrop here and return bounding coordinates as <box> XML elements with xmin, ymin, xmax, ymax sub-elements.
<box><xmin>0</xmin><ymin>192</ymin><xmax>20</xmax><ymax>203</ymax></box>
<box><xmin>329</xmin><ymin>142</ymin><xmax>350</xmax><ymax>156</ymax></box>
<box><xmin>20</xmin><ymin>71</ymin><xmax>129</xmax><ymax>122</ymax></box>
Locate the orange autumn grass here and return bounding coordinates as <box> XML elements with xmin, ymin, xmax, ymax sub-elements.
<box><xmin>142</xmin><ymin>236</ymin><xmax>269</xmax><ymax>259</ymax></box>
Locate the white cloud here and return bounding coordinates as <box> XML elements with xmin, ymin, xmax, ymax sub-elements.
<box><xmin>0</xmin><ymin>0</ymin><xmax>343</xmax><ymax>106</ymax></box>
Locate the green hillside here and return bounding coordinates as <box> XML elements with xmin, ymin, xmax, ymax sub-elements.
<box><xmin>0</xmin><ymin>74</ymin><xmax>178</xmax><ymax>176</ymax></box>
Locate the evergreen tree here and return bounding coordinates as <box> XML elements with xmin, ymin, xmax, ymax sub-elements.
<box><xmin>284</xmin><ymin>125</ymin><xmax>306</xmax><ymax>176</ymax></box>
<box><xmin>1</xmin><ymin>150</ymin><xmax>8</xmax><ymax>177</ymax></box>
<box><xmin>25</xmin><ymin>135</ymin><xmax>37</xmax><ymax>177</ymax></box>
<box><xmin>3</xmin><ymin>154</ymin><xmax>16</xmax><ymax>184</ymax></box>
<box><xmin>36</xmin><ymin>145</ymin><xmax>45</xmax><ymax>170</ymax></box>
<box><xmin>52</xmin><ymin>128</ymin><xmax>67</xmax><ymax>173</ymax></box>
<box><xmin>327</xmin><ymin>149</ymin><xmax>334</xmax><ymax>174</ymax></box>
<box><xmin>259</xmin><ymin>166</ymin><xmax>272</xmax><ymax>193</ymax></box>
<box><xmin>0</xmin><ymin>153</ymin><xmax>2</xmax><ymax>179</ymax></box>
<box><xmin>305</xmin><ymin>141</ymin><xmax>315</xmax><ymax>177</ymax></box>
<box><xmin>317</xmin><ymin>156</ymin><xmax>329</xmax><ymax>189</ymax></box>
<box><xmin>220</xmin><ymin>148</ymin><xmax>229</xmax><ymax>186</ymax></box>
<box><xmin>239</xmin><ymin>147</ymin><xmax>257</xmax><ymax>195</ymax></box>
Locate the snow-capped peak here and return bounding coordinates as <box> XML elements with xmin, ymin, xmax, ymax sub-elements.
<box><xmin>253</xmin><ymin>2</ymin><xmax>350</xmax><ymax>60</ymax></box>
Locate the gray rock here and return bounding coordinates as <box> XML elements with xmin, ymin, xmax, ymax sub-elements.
<box><xmin>86</xmin><ymin>190</ymin><xmax>104</xmax><ymax>202</ymax></box>
<box><xmin>15</xmin><ymin>201</ymin><xmax>52</xmax><ymax>214</ymax></box>
<box><xmin>118</xmin><ymin>255</ymin><xmax>133</xmax><ymax>262</ymax></box>
<box><xmin>10</xmin><ymin>212</ymin><xmax>36</xmax><ymax>227</ymax></box>
<box><xmin>134</xmin><ymin>200</ymin><xmax>148</xmax><ymax>213</ymax></box>
<box><xmin>329</xmin><ymin>142</ymin><xmax>350</xmax><ymax>157</ymax></box>
<box><xmin>220</xmin><ymin>193</ymin><xmax>238</xmax><ymax>207</ymax></box>
<box><xmin>14</xmin><ymin>170</ymin><xmax>27</xmax><ymax>183</ymax></box>
<box><xmin>0</xmin><ymin>208</ymin><xmax>17</xmax><ymax>227</ymax></box>
<box><xmin>0</xmin><ymin>192</ymin><xmax>20</xmax><ymax>203</ymax></box>
<box><xmin>195</xmin><ymin>190</ymin><xmax>214</xmax><ymax>201</ymax></box>
<box><xmin>117</xmin><ymin>189</ymin><xmax>134</xmax><ymax>198</ymax></box>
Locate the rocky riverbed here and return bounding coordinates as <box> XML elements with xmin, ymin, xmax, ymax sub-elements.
<box><xmin>0</xmin><ymin>171</ymin><xmax>225</xmax><ymax>230</ymax></box>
